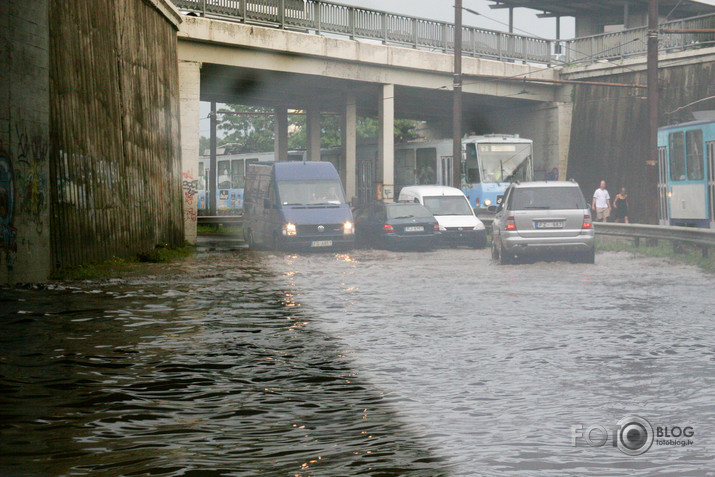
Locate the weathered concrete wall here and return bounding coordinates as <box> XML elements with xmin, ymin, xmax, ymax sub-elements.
<box><xmin>178</xmin><ymin>17</ymin><xmax>562</xmax><ymax>102</ymax></box>
<box><xmin>565</xmin><ymin>49</ymin><xmax>715</xmax><ymax>223</ymax></box>
<box><xmin>487</xmin><ymin>98</ymin><xmax>573</xmax><ymax>179</ymax></box>
<box><xmin>49</xmin><ymin>0</ymin><xmax>184</xmax><ymax>270</ymax></box>
<box><xmin>0</xmin><ymin>0</ymin><xmax>52</xmax><ymax>284</ymax></box>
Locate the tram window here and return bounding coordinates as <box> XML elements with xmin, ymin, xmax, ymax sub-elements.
<box><xmin>686</xmin><ymin>129</ymin><xmax>703</xmax><ymax>180</ymax></box>
<box><xmin>218</xmin><ymin>160</ymin><xmax>231</xmax><ymax>189</ymax></box>
<box><xmin>669</xmin><ymin>132</ymin><xmax>686</xmax><ymax>181</ymax></box>
<box><xmin>198</xmin><ymin>162</ymin><xmax>206</xmax><ymax>191</ymax></box>
<box><xmin>465</xmin><ymin>144</ymin><xmax>480</xmax><ymax>183</ymax></box>
<box><xmin>395</xmin><ymin>149</ymin><xmax>415</xmax><ymax>187</ymax></box>
<box><xmin>231</xmin><ymin>160</ymin><xmax>245</xmax><ymax>188</ymax></box>
<box><xmin>416</xmin><ymin>148</ymin><xmax>437</xmax><ymax>184</ymax></box>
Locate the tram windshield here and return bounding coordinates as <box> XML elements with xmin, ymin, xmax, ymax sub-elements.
<box><xmin>467</xmin><ymin>143</ymin><xmax>532</xmax><ymax>183</ymax></box>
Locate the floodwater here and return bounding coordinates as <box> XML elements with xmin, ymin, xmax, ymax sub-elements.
<box><xmin>1</xmin><ymin>245</ymin><xmax>713</xmax><ymax>476</ymax></box>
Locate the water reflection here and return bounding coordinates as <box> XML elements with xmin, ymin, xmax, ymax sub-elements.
<box><xmin>0</xmin><ymin>253</ymin><xmax>446</xmax><ymax>476</ymax></box>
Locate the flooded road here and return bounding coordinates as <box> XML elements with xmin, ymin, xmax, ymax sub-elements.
<box><xmin>1</xmin><ymin>246</ymin><xmax>713</xmax><ymax>476</ymax></box>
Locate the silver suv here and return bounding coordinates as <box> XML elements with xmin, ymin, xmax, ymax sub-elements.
<box><xmin>491</xmin><ymin>181</ymin><xmax>595</xmax><ymax>264</ymax></box>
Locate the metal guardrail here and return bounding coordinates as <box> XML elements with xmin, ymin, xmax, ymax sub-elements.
<box><xmin>198</xmin><ymin>215</ymin><xmax>244</xmax><ymax>226</ymax></box>
<box><xmin>563</xmin><ymin>13</ymin><xmax>715</xmax><ymax>64</ymax></box>
<box><xmin>594</xmin><ymin>222</ymin><xmax>715</xmax><ymax>257</ymax></box>
<box><xmin>171</xmin><ymin>0</ymin><xmax>553</xmax><ymax>63</ymax></box>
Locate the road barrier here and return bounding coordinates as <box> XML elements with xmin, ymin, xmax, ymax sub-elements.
<box><xmin>563</xmin><ymin>14</ymin><xmax>715</xmax><ymax>64</ymax></box>
<box><xmin>198</xmin><ymin>215</ymin><xmax>244</xmax><ymax>227</ymax></box>
<box><xmin>171</xmin><ymin>0</ymin><xmax>552</xmax><ymax>63</ymax></box>
<box><xmin>594</xmin><ymin>222</ymin><xmax>715</xmax><ymax>257</ymax></box>
<box><xmin>171</xmin><ymin>1</ymin><xmax>714</xmax><ymax>66</ymax></box>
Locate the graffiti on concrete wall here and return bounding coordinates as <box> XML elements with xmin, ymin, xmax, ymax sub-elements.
<box><xmin>182</xmin><ymin>169</ymin><xmax>198</xmax><ymax>223</ymax></box>
<box><xmin>14</xmin><ymin>123</ymin><xmax>49</xmax><ymax>235</ymax></box>
<box><xmin>0</xmin><ymin>144</ymin><xmax>18</xmax><ymax>268</ymax></box>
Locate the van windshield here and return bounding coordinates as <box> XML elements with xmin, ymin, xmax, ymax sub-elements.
<box><xmin>423</xmin><ymin>196</ymin><xmax>473</xmax><ymax>216</ymax></box>
<box><xmin>277</xmin><ymin>180</ymin><xmax>346</xmax><ymax>206</ymax></box>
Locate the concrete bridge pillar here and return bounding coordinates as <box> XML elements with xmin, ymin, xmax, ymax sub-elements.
<box><xmin>274</xmin><ymin>106</ymin><xmax>288</xmax><ymax>162</ymax></box>
<box><xmin>553</xmin><ymin>102</ymin><xmax>573</xmax><ymax>180</ymax></box>
<box><xmin>378</xmin><ymin>84</ymin><xmax>394</xmax><ymax>202</ymax></box>
<box><xmin>342</xmin><ymin>93</ymin><xmax>357</xmax><ymax>203</ymax></box>
<box><xmin>307</xmin><ymin>106</ymin><xmax>321</xmax><ymax>162</ymax></box>
<box><xmin>179</xmin><ymin>60</ymin><xmax>201</xmax><ymax>245</ymax></box>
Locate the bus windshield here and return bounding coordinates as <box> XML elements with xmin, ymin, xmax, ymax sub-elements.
<box><xmin>277</xmin><ymin>180</ymin><xmax>346</xmax><ymax>206</ymax></box>
<box><xmin>476</xmin><ymin>143</ymin><xmax>532</xmax><ymax>183</ymax></box>
<box><xmin>423</xmin><ymin>196</ymin><xmax>473</xmax><ymax>216</ymax></box>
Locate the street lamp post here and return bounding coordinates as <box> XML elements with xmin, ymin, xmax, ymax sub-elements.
<box><xmin>453</xmin><ymin>0</ymin><xmax>463</xmax><ymax>189</ymax></box>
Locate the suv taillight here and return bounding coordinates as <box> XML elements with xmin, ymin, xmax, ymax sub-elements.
<box><xmin>582</xmin><ymin>215</ymin><xmax>592</xmax><ymax>229</ymax></box>
<box><xmin>433</xmin><ymin>223</ymin><xmax>440</xmax><ymax>232</ymax></box>
<box><xmin>383</xmin><ymin>224</ymin><xmax>394</xmax><ymax>233</ymax></box>
<box><xmin>505</xmin><ymin>216</ymin><xmax>516</xmax><ymax>231</ymax></box>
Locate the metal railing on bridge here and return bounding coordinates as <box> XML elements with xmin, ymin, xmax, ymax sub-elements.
<box><xmin>594</xmin><ymin>222</ymin><xmax>715</xmax><ymax>257</ymax></box>
<box><xmin>563</xmin><ymin>14</ymin><xmax>715</xmax><ymax>64</ymax></box>
<box><xmin>171</xmin><ymin>0</ymin><xmax>553</xmax><ymax>63</ymax></box>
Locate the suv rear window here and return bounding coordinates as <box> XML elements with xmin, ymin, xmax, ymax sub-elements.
<box><xmin>510</xmin><ymin>187</ymin><xmax>587</xmax><ymax>210</ymax></box>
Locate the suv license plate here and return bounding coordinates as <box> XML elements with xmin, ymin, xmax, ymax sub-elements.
<box><xmin>311</xmin><ymin>240</ymin><xmax>333</xmax><ymax>247</ymax></box>
<box><xmin>404</xmin><ymin>226</ymin><xmax>424</xmax><ymax>232</ymax></box>
<box><xmin>535</xmin><ymin>221</ymin><xmax>564</xmax><ymax>229</ymax></box>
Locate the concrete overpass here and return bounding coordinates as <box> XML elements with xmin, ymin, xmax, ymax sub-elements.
<box><xmin>177</xmin><ymin>16</ymin><xmax>574</xmax><ymax>243</ymax></box>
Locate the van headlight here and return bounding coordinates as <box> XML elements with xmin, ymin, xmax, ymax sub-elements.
<box><xmin>283</xmin><ymin>223</ymin><xmax>297</xmax><ymax>236</ymax></box>
<box><xmin>343</xmin><ymin>221</ymin><xmax>354</xmax><ymax>234</ymax></box>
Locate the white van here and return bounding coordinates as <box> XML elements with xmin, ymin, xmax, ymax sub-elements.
<box><xmin>398</xmin><ymin>185</ymin><xmax>487</xmax><ymax>248</ymax></box>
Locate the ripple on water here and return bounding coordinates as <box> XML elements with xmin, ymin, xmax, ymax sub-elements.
<box><xmin>1</xmin><ymin>248</ymin><xmax>713</xmax><ymax>476</ymax></box>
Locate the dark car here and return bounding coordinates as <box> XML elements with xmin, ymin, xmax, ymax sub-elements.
<box><xmin>353</xmin><ymin>202</ymin><xmax>440</xmax><ymax>250</ymax></box>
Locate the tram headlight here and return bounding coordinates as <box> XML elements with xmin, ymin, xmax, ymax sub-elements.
<box><xmin>484</xmin><ymin>199</ymin><xmax>492</xmax><ymax>206</ymax></box>
<box><xmin>343</xmin><ymin>221</ymin><xmax>354</xmax><ymax>234</ymax></box>
<box><xmin>283</xmin><ymin>223</ymin><xmax>297</xmax><ymax>236</ymax></box>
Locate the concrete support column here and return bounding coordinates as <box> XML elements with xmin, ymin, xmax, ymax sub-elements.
<box><xmin>274</xmin><ymin>106</ymin><xmax>288</xmax><ymax>162</ymax></box>
<box><xmin>342</xmin><ymin>93</ymin><xmax>357</xmax><ymax>203</ymax></box>
<box><xmin>0</xmin><ymin>0</ymin><xmax>51</xmax><ymax>284</ymax></box>
<box><xmin>306</xmin><ymin>106</ymin><xmax>321</xmax><ymax>161</ymax></box>
<box><xmin>178</xmin><ymin>60</ymin><xmax>201</xmax><ymax>245</ymax></box>
<box><xmin>554</xmin><ymin>101</ymin><xmax>573</xmax><ymax>180</ymax></box>
<box><xmin>378</xmin><ymin>84</ymin><xmax>394</xmax><ymax>202</ymax></box>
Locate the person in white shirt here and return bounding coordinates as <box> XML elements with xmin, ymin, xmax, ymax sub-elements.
<box><xmin>591</xmin><ymin>180</ymin><xmax>611</xmax><ymax>222</ymax></box>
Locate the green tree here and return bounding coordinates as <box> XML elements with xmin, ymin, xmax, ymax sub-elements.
<box><xmin>216</xmin><ymin>104</ymin><xmax>423</xmax><ymax>153</ymax></box>
<box><xmin>217</xmin><ymin>105</ymin><xmax>276</xmax><ymax>153</ymax></box>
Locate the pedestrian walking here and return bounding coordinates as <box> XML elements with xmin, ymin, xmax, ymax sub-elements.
<box><xmin>613</xmin><ymin>187</ymin><xmax>630</xmax><ymax>223</ymax></box>
<box><xmin>591</xmin><ymin>180</ymin><xmax>611</xmax><ymax>222</ymax></box>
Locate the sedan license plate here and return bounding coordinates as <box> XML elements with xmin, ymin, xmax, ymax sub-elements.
<box><xmin>404</xmin><ymin>226</ymin><xmax>424</xmax><ymax>232</ymax></box>
<box><xmin>535</xmin><ymin>221</ymin><xmax>564</xmax><ymax>229</ymax></box>
<box><xmin>311</xmin><ymin>240</ymin><xmax>333</xmax><ymax>247</ymax></box>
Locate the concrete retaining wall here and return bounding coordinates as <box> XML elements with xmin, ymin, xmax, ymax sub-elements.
<box><xmin>566</xmin><ymin>50</ymin><xmax>715</xmax><ymax>223</ymax></box>
<box><xmin>0</xmin><ymin>0</ymin><xmax>52</xmax><ymax>284</ymax></box>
